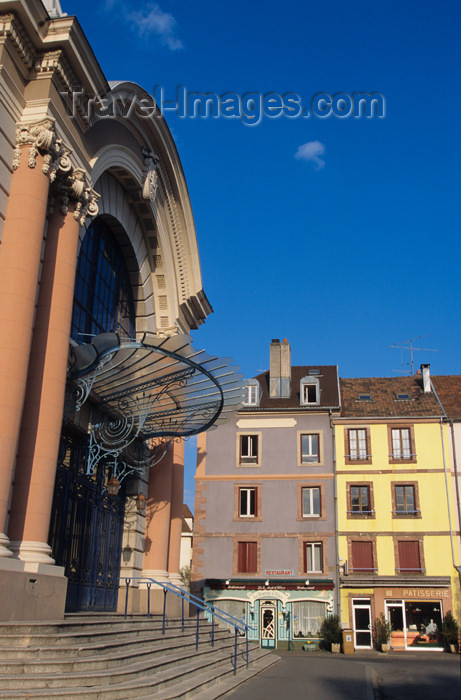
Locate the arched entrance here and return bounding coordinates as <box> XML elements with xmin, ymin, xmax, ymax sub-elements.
<box><xmin>49</xmin><ymin>217</ymin><xmax>136</xmax><ymax>611</ymax></box>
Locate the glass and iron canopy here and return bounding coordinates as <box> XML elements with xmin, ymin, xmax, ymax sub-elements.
<box><xmin>68</xmin><ymin>332</ymin><xmax>245</xmax><ymax>483</ymax></box>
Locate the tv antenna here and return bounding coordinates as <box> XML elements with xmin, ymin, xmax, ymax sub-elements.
<box><xmin>387</xmin><ymin>336</ymin><xmax>438</xmax><ymax>375</ymax></box>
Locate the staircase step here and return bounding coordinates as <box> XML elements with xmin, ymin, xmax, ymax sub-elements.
<box><xmin>0</xmin><ymin>641</ymin><xmax>266</xmax><ymax>698</ymax></box>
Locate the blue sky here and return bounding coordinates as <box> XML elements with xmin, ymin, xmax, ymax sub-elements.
<box><xmin>62</xmin><ymin>1</ymin><xmax>461</xmax><ymax>509</ymax></box>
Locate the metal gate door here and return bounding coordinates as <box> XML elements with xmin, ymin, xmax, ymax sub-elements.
<box><xmin>48</xmin><ymin>436</ymin><xmax>125</xmax><ymax>612</ymax></box>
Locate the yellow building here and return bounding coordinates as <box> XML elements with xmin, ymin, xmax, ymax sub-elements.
<box><xmin>334</xmin><ymin>365</ymin><xmax>460</xmax><ymax>651</ymax></box>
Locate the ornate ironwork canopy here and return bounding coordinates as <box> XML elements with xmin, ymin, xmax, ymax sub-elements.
<box><xmin>68</xmin><ymin>332</ymin><xmax>245</xmax><ymax>484</ymax></box>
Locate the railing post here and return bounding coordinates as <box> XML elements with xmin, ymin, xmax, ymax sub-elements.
<box><xmin>246</xmin><ymin>628</ymin><xmax>249</xmax><ymax>668</ymax></box>
<box><xmin>234</xmin><ymin>627</ymin><xmax>238</xmax><ymax>674</ymax></box>
<box><xmin>211</xmin><ymin>606</ymin><xmax>215</xmax><ymax>647</ymax></box>
<box><xmin>147</xmin><ymin>582</ymin><xmax>151</xmax><ymax>618</ymax></box>
<box><xmin>124</xmin><ymin>578</ymin><xmax>130</xmax><ymax>619</ymax></box>
<box><xmin>196</xmin><ymin>606</ymin><xmax>200</xmax><ymax>650</ymax></box>
<box><xmin>181</xmin><ymin>596</ymin><xmax>184</xmax><ymax>632</ymax></box>
<box><xmin>162</xmin><ymin>588</ymin><xmax>167</xmax><ymax>635</ymax></box>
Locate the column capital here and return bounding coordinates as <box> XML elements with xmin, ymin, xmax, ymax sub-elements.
<box><xmin>13</xmin><ymin>119</ymin><xmax>72</xmax><ymax>180</ymax></box>
<box><xmin>48</xmin><ymin>168</ymin><xmax>100</xmax><ymax>224</ymax></box>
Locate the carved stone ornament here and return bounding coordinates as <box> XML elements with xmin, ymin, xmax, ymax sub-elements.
<box><xmin>48</xmin><ymin>169</ymin><xmax>100</xmax><ymax>224</ymax></box>
<box><xmin>142</xmin><ymin>148</ymin><xmax>160</xmax><ymax>201</ymax></box>
<box><xmin>12</xmin><ymin>119</ymin><xmax>72</xmax><ymax>179</ymax></box>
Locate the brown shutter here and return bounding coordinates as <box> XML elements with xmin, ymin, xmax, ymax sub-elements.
<box><xmin>238</xmin><ymin>542</ymin><xmax>245</xmax><ymax>572</ymax></box>
<box><xmin>351</xmin><ymin>540</ymin><xmax>373</xmax><ymax>572</ymax></box>
<box><xmin>247</xmin><ymin>542</ymin><xmax>257</xmax><ymax>572</ymax></box>
<box><xmin>398</xmin><ymin>540</ymin><xmax>421</xmax><ymax>572</ymax></box>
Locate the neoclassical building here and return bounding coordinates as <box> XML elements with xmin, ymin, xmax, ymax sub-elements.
<box><xmin>0</xmin><ymin>0</ymin><xmax>239</xmax><ymax>620</ymax></box>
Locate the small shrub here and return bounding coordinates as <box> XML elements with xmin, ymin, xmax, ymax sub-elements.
<box><xmin>374</xmin><ymin>613</ymin><xmax>392</xmax><ymax>647</ymax></box>
<box><xmin>179</xmin><ymin>565</ymin><xmax>191</xmax><ymax>591</ymax></box>
<box><xmin>320</xmin><ymin>614</ymin><xmax>342</xmax><ymax>648</ymax></box>
<box><xmin>442</xmin><ymin>611</ymin><xmax>459</xmax><ymax>645</ymax></box>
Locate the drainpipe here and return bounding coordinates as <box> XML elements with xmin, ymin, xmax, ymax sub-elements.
<box><xmin>330</xmin><ymin>410</ymin><xmax>341</xmax><ymax>620</ymax></box>
<box><xmin>431</xmin><ymin>381</ymin><xmax>461</xmax><ymax>589</ymax></box>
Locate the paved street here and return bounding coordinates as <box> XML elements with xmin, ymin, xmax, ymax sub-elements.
<box><xmin>225</xmin><ymin>651</ymin><xmax>461</xmax><ymax>700</ymax></box>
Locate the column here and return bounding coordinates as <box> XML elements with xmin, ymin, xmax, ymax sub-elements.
<box><xmin>7</xmin><ymin>171</ymin><xmax>97</xmax><ymax>564</ymax></box>
<box><xmin>0</xmin><ymin>121</ymin><xmax>58</xmax><ymax>557</ymax></box>
<box><xmin>167</xmin><ymin>440</ymin><xmax>185</xmax><ymax>587</ymax></box>
<box><xmin>143</xmin><ymin>443</ymin><xmax>174</xmax><ymax>581</ymax></box>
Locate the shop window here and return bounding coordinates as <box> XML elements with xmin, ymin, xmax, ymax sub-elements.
<box><xmin>397</xmin><ymin>540</ymin><xmax>423</xmax><ymax>573</ymax></box>
<box><xmin>237</xmin><ymin>541</ymin><xmax>257</xmax><ymax>573</ymax></box>
<box><xmin>392</xmin><ymin>483</ymin><xmax>420</xmax><ymax>517</ymax></box>
<box><xmin>292</xmin><ymin>601</ymin><xmax>327</xmax><ymax>638</ymax></box>
<box><xmin>302</xmin><ymin>487</ymin><xmax>321</xmax><ymax>517</ymax></box>
<box><xmin>304</xmin><ymin>542</ymin><xmax>323</xmax><ymax>573</ymax></box>
<box><xmin>238</xmin><ymin>434</ymin><xmax>259</xmax><ymax>465</ymax></box>
<box><xmin>300</xmin><ymin>433</ymin><xmax>320</xmax><ymax>463</ymax></box>
<box><xmin>239</xmin><ymin>487</ymin><xmax>258</xmax><ymax>517</ymax></box>
<box><xmin>351</xmin><ymin>540</ymin><xmax>375</xmax><ymax>573</ymax></box>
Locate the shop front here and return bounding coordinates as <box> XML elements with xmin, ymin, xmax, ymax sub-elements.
<box><xmin>379</xmin><ymin>587</ymin><xmax>451</xmax><ymax>651</ymax></box>
<box><xmin>342</xmin><ymin>582</ymin><xmax>452</xmax><ymax>651</ymax></box>
<box><xmin>203</xmin><ymin>579</ymin><xmax>335</xmax><ymax>649</ymax></box>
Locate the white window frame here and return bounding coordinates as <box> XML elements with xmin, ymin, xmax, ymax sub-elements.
<box><xmin>236</xmin><ymin>432</ymin><xmax>262</xmax><ymax>467</ymax></box>
<box><xmin>305</xmin><ymin>542</ymin><xmax>323</xmax><ymax>573</ymax></box>
<box><xmin>302</xmin><ymin>487</ymin><xmax>321</xmax><ymax>517</ymax></box>
<box><xmin>239</xmin><ymin>487</ymin><xmax>256</xmax><ymax>517</ymax></box>
<box><xmin>301</xmin><ymin>433</ymin><xmax>319</xmax><ymax>463</ymax></box>
<box><xmin>243</xmin><ymin>383</ymin><xmax>259</xmax><ymax>406</ymax></box>
<box><xmin>349</xmin><ymin>428</ymin><xmax>368</xmax><ymax>460</ymax></box>
<box><xmin>392</xmin><ymin>428</ymin><xmax>411</xmax><ymax>460</ymax></box>
<box><xmin>300</xmin><ymin>377</ymin><xmax>320</xmax><ymax>406</ymax></box>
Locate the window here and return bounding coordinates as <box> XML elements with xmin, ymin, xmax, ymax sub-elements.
<box><xmin>347</xmin><ymin>482</ymin><xmax>375</xmax><ymax>518</ymax></box>
<box><xmin>351</xmin><ymin>485</ymin><xmax>371</xmax><ymax>513</ymax></box>
<box><xmin>351</xmin><ymin>540</ymin><xmax>375</xmax><ymax>573</ymax></box>
<box><xmin>300</xmin><ymin>434</ymin><xmax>319</xmax><ymax>463</ymax></box>
<box><xmin>348</xmin><ymin>429</ymin><xmax>369</xmax><ymax>460</ymax></box>
<box><xmin>237</xmin><ymin>541</ymin><xmax>257</xmax><ymax>573</ymax></box>
<box><xmin>302</xmin><ymin>487</ymin><xmax>321</xmax><ymax>517</ymax></box>
<box><xmin>239</xmin><ymin>435</ymin><xmax>259</xmax><ymax>464</ymax></box>
<box><xmin>304</xmin><ymin>543</ymin><xmax>323</xmax><ymax>573</ymax></box>
<box><xmin>390</xmin><ymin>427</ymin><xmax>414</xmax><ymax>460</ymax></box>
<box><xmin>243</xmin><ymin>383</ymin><xmax>259</xmax><ymax>406</ymax></box>
<box><xmin>393</xmin><ymin>484</ymin><xmax>419</xmax><ymax>516</ymax></box>
<box><xmin>292</xmin><ymin>601</ymin><xmax>327</xmax><ymax>638</ymax></box>
<box><xmin>397</xmin><ymin>540</ymin><xmax>422</xmax><ymax>573</ymax></box>
<box><xmin>300</xmin><ymin>377</ymin><xmax>319</xmax><ymax>405</ymax></box>
<box><xmin>71</xmin><ymin>218</ymin><xmax>136</xmax><ymax>342</ymax></box>
<box><xmin>239</xmin><ymin>487</ymin><xmax>257</xmax><ymax>517</ymax></box>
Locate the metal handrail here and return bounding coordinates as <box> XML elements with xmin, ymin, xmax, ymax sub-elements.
<box><xmin>120</xmin><ymin>576</ymin><xmax>253</xmax><ymax>674</ymax></box>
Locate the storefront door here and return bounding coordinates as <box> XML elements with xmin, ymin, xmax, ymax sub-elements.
<box><xmin>352</xmin><ymin>600</ymin><xmax>372</xmax><ymax>648</ymax></box>
<box><xmin>260</xmin><ymin>601</ymin><xmax>277</xmax><ymax>648</ymax></box>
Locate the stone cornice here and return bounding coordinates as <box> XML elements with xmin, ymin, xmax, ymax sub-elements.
<box><xmin>34</xmin><ymin>48</ymin><xmax>79</xmax><ymax>94</ymax></box>
<box><xmin>0</xmin><ymin>12</ymin><xmax>34</xmax><ymax>69</ymax></box>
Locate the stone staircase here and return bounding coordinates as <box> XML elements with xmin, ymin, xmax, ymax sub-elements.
<box><xmin>0</xmin><ymin>613</ymin><xmax>279</xmax><ymax>698</ymax></box>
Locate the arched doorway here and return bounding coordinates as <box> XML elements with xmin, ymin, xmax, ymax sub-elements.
<box><xmin>49</xmin><ymin>217</ymin><xmax>136</xmax><ymax>611</ymax></box>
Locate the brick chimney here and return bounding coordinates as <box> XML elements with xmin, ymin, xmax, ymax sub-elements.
<box><xmin>421</xmin><ymin>363</ymin><xmax>431</xmax><ymax>392</ymax></box>
<box><xmin>269</xmin><ymin>338</ymin><xmax>291</xmax><ymax>398</ymax></box>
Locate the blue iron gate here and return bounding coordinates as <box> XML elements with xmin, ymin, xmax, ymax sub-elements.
<box><xmin>49</xmin><ymin>435</ymin><xmax>125</xmax><ymax>611</ymax></box>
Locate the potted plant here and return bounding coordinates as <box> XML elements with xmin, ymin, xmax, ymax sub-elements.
<box><xmin>374</xmin><ymin>613</ymin><xmax>392</xmax><ymax>652</ymax></box>
<box><xmin>442</xmin><ymin>611</ymin><xmax>459</xmax><ymax>653</ymax></box>
<box><xmin>320</xmin><ymin>614</ymin><xmax>342</xmax><ymax>652</ymax></box>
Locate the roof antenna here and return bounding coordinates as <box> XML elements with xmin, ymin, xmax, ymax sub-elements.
<box><xmin>387</xmin><ymin>336</ymin><xmax>438</xmax><ymax>375</ymax></box>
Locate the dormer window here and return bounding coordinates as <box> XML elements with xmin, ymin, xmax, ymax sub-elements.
<box><xmin>243</xmin><ymin>381</ymin><xmax>260</xmax><ymax>406</ymax></box>
<box><xmin>300</xmin><ymin>377</ymin><xmax>320</xmax><ymax>405</ymax></box>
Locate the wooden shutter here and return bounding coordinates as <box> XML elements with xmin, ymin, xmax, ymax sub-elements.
<box><xmin>238</xmin><ymin>541</ymin><xmax>257</xmax><ymax>573</ymax></box>
<box><xmin>398</xmin><ymin>540</ymin><xmax>421</xmax><ymax>572</ymax></box>
<box><xmin>351</xmin><ymin>540</ymin><xmax>373</xmax><ymax>572</ymax></box>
